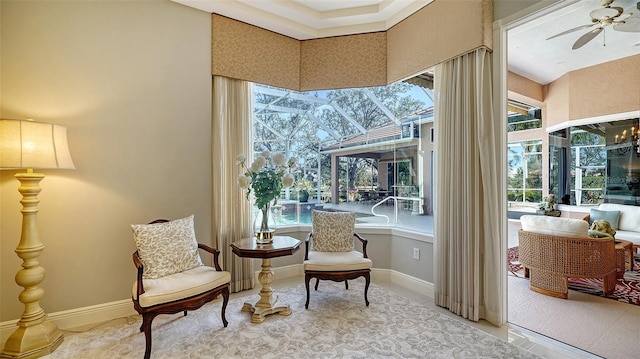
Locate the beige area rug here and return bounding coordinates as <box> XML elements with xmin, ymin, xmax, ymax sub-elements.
<box><xmin>45</xmin><ymin>282</ymin><xmax>540</xmax><ymax>358</ymax></box>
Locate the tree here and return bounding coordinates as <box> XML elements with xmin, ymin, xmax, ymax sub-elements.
<box><xmin>253</xmin><ymin>82</ymin><xmax>428</xmax><ymax>201</ymax></box>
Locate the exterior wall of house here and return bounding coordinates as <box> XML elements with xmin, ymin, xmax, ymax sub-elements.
<box><xmin>421</xmin><ymin>123</ymin><xmax>435</xmax><ymax>214</ymax></box>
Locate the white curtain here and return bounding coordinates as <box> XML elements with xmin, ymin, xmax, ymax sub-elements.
<box><xmin>433</xmin><ymin>48</ymin><xmax>502</xmax><ymax>325</ymax></box>
<box><xmin>212</xmin><ymin>76</ymin><xmax>255</xmax><ymax>293</ymax></box>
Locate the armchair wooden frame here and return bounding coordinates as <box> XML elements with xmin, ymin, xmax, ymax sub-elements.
<box><xmin>132</xmin><ymin>220</ymin><xmax>229</xmax><ymax>359</ymax></box>
<box><xmin>304</xmin><ymin>232</ymin><xmax>370</xmax><ymax>309</ymax></box>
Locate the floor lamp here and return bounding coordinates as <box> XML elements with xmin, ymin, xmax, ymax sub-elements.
<box><xmin>0</xmin><ymin>119</ymin><xmax>75</xmax><ymax>359</ymax></box>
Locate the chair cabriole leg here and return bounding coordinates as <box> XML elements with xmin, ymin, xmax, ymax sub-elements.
<box><xmin>364</xmin><ymin>272</ymin><xmax>370</xmax><ymax>306</ymax></box>
<box><xmin>305</xmin><ymin>274</ymin><xmax>312</xmax><ymax>309</ymax></box>
<box><xmin>221</xmin><ymin>288</ymin><xmax>229</xmax><ymax>327</ymax></box>
<box><xmin>141</xmin><ymin>313</ymin><xmax>154</xmax><ymax>359</ymax></box>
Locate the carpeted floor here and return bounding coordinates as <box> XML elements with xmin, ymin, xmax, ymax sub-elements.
<box><xmin>508</xmin><ymin>246</ymin><xmax>640</xmax><ymax>305</ymax></box>
<box><xmin>44</xmin><ymin>282</ymin><xmax>541</xmax><ymax>359</ymax></box>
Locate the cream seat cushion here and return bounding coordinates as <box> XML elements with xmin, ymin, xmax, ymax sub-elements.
<box><xmin>520</xmin><ymin>215</ymin><xmax>588</xmax><ymax>238</ymax></box>
<box><xmin>133</xmin><ymin>266</ymin><xmax>230</xmax><ymax>308</ymax></box>
<box><xmin>615</xmin><ymin>230</ymin><xmax>640</xmax><ymax>246</ymax></box>
<box><xmin>304</xmin><ymin>250</ymin><xmax>372</xmax><ymax>272</ymax></box>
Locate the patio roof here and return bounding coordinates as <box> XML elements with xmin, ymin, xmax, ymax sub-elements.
<box><xmin>320</xmin><ymin>107</ymin><xmax>433</xmax><ymax>157</ymax></box>
<box><xmin>253</xmin><ymin>80</ymin><xmax>434</xmax><ymax>150</ymax></box>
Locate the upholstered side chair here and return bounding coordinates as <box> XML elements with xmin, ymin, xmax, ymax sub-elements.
<box><xmin>303</xmin><ymin>210</ymin><xmax>372</xmax><ymax>308</ymax></box>
<box><xmin>131</xmin><ymin>215</ymin><xmax>230</xmax><ymax>359</ymax></box>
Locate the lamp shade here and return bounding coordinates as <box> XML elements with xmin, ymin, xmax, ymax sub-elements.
<box><xmin>0</xmin><ymin>119</ymin><xmax>75</xmax><ymax>170</ymax></box>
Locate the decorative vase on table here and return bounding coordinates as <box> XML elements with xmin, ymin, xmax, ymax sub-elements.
<box><xmin>236</xmin><ymin>151</ymin><xmax>297</xmax><ymax>245</ymax></box>
<box><xmin>299</xmin><ymin>190</ymin><xmax>309</xmax><ymax>202</ymax></box>
<box><xmin>254</xmin><ymin>202</ymin><xmax>276</xmax><ymax>244</ymax></box>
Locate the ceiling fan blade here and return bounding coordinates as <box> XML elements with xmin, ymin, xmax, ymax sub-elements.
<box><xmin>572</xmin><ymin>27</ymin><xmax>604</xmax><ymax>49</ymax></box>
<box><xmin>546</xmin><ymin>23</ymin><xmax>596</xmax><ymax>40</ymax></box>
<box><xmin>613</xmin><ymin>17</ymin><xmax>640</xmax><ymax>32</ymax></box>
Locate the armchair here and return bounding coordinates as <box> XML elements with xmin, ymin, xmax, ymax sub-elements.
<box><xmin>518</xmin><ymin>215</ymin><xmax>616</xmax><ymax>299</ymax></box>
<box><xmin>131</xmin><ymin>216</ymin><xmax>230</xmax><ymax>359</ymax></box>
<box><xmin>303</xmin><ymin>210</ymin><xmax>372</xmax><ymax>308</ymax></box>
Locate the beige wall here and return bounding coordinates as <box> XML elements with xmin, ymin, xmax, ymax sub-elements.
<box><xmin>1</xmin><ymin>1</ymin><xmax>212</xmax><ymax>321</ymax></box>
<box><xmin>508</xmin><ymin>71</ymin><xmax>544</xmax><ymax>103</ymax></box>
<box><xmin>567</xmin><ymin>55</ymin><xmax>640</xmax><ymax>120</ymax></box>
<box><xmin>542</xmin><ymin>74</ymin><xmax>570</xmax><ymax>127</ymax></box>
<box><xmin>543</xmin><ymin>54</ymin><xmax>640</xmax><ymax>128</ymax></box>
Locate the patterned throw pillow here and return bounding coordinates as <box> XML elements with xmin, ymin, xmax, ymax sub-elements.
<box><xmin>132</xmin><ymin>215</ymin><xmax>203</xmax><ymax>279</ymax></box>
<box><xmin>311</xmin><ymin>210</ymin><xmax>356</xmax><ymax>252</ymax></box>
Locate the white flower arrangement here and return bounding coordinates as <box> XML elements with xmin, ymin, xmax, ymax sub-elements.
<box><xmin>236</xmin><ymin>151</ymin><xmax>297</xmax><ymax>209</ymax></box>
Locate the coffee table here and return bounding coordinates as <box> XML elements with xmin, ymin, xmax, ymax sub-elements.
<box><xmin>614</xmin><ymin>239</ymin><xmax>634</xmax><ymax>279</ymax></box>
<box><xmin>230</xmin><ymin>235</ymin><xmax>300</xmax><ymax>323</ymax></box>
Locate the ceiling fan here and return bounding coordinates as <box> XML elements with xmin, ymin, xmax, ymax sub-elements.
<box><xmin>546</xmin><ymin>0</ymin><xmax>640</xmax><ymax>50</ymax></box>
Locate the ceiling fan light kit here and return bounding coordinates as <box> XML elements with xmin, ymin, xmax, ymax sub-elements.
<box><xmin>546</xmin><ymin>0</ymin><xmax>640</xmax><ymax>50</ymax></box>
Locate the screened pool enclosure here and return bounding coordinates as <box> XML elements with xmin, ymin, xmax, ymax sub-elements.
<box><xmin>250</xmin><ymin>76</ymin><xmax>435</xmax><ymax>231</ymax></box>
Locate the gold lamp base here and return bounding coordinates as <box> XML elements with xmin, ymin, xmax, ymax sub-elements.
<box><xmin>1</xmin><ymin>172</ymin><xmax>63</xmax><ymax>358</ymax></box>
<box><xmin>1</xmin><ymin>321</ymin><xmax>63</xmax><ymax>359</ymax></box>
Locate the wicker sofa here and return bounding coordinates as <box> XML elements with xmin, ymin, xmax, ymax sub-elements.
<box><xmin>583</xmin><ymin>203</ymin><xmax>640</xmax><ymax>248</ymax></box>
<box><xmin>518</xmin><ymin>215</ymin><xmax>616</xmax><ymax>299</ymax></box>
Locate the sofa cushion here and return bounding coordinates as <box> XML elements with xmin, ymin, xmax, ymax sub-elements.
<box><xmin>615</xmin><ymin>230</ymin><xmax>640</xmax><ymax>246</ymax></box>
<box><xmin>589</xmin><ymin>208</ymin><xmax>621</xmax><ymax>230</ymax></box>
<box><xmin>131</xmin><ymin>215</ymin><xmax>203</xmax><ymax>279</ymax></box>
<box><xmin>598</xmin><ymin>204</ymin><xmax>640</xmax><ymax>232</ymax></box>
<box><xmin>520</xmin><ymin>215</ymin><xmax>588</xmax><ymax>238</ymax></box>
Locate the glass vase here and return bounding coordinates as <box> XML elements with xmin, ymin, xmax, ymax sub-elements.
<box><xmin>253</xmin><ymin>202</ymin><xmax>276</xmax><ymax>244</ymax></box>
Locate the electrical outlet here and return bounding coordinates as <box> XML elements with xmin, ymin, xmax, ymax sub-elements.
<box><xmin>413</xmin><ymin>248</ymin><xmax>420</xmax><ymax>260</ymax></box>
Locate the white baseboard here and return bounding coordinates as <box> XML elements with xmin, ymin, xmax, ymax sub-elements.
<box><xmin>1</xmin><ymin>266</ymin><xmax>432</xmax><ymax>342</ymax></box>
<box><xmin>1</xmin><ymin>299</ymin><xmax>137</xmax><ymax>344</ymax></box>
<box><xmin>388</xmin><ymin>269</ymin><xmax>434</xmax><ymax>298</ymax></box>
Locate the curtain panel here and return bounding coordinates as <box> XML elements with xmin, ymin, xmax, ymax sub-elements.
<box><xmin>433</xmin><ymin>48</ymin><xmax>502</xmax><ymax>325</ymax></box>
<box><xmin>212</xmin><ymin>76</ymin><xmax>255</xmax><ymax>293</ymax></box>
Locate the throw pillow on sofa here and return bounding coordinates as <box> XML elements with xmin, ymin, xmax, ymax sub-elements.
<box><xmin>589</xmin><ymin>208</ymin><xmax>621</xmax><ymax>230</ymax></box>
